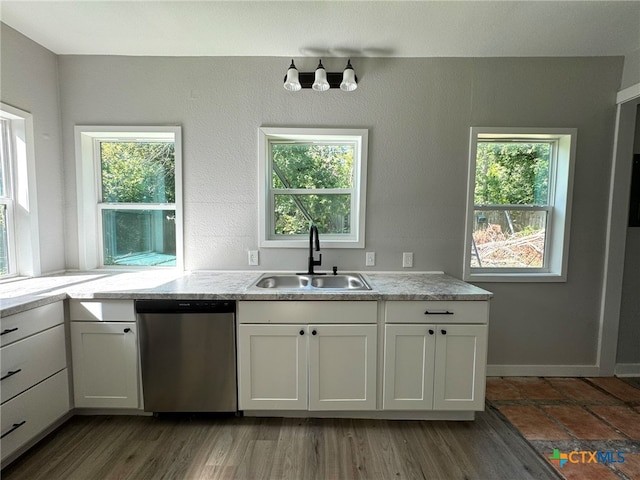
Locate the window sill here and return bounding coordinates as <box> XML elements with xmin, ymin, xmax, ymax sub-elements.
<box><xmin>260</xmin><ymin>239</ymin><xmax>364</xmax><ymax>249</ymax></box>
<box><xmin>464</xmin><ymin>272</ymin><xmax>567</xmax><ymax>283</ymax></box>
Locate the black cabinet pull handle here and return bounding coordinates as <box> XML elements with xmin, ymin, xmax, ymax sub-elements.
<box><xmin>424</xmin><ymin>310</ymin><xmax>454</xmax><ymax>315</ymax></box>
<box><xmin>428</xmin><ymin>329</ymin><xmax>435</xmax><ymax>335</ymax></box>
<box><xmin>441</xmin><ymin>329</ymin><xmax>447</xmax><ymax>335</ymax></box>
<box><xmin>299</xmin><ymin>330</ymin><xmax>305</xmax><ymax>336</ymax></box>
<box><xmin>1</xmin><ymin>421</ymin><xmax>26</xmax><ymax>439</ymax></box>
<box><xmin>124</xmin><ymin>328</ymin><xmax>131</xmax><ymax>333</ymax></box>
<box><xmin>1</xmin><ymin>369</ymin><xmax>22</xmax><ymax>381</ymax></box>
<box><xmin>312</xmin><ymin>330</ymin><xmax>317</xmax><ymax>336</ymax></box>
<box><xmin>1</xmin><ymin>327</ymin><xmax>18</xmax><ymax>336</ymax></box>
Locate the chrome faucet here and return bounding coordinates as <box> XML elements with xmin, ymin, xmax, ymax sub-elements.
<box><xmin>307</xmin><ymin>224</ymin><xmax>322</xmax><ymax>274</ymax></box>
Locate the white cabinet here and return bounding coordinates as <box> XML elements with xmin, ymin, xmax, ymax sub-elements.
<box><xmin>238</xmin><ymin>324</ymin><xmax>308</xmax><ymax>410</ymax></box>
<box><xmin>237</xmin><ymin>301</ymin><xmax>377</xmax><ymax>411</ymax></box>
<box><xmin>383</xmin><ymin>301</ymin><xmax>489</xmax><ymax>411</ymax></box>
<box><xmin>383</xmin><ymin>324</ymin><xmax>436</xmax><ymax>410</ymax></box>
<box><xmin>308</xmin><ymin>324</ymin><xmax>377</xmax><ymax>411</ymax></box>
<box><xmin>432</xmin><ymin>324</ymin><xmax>487</xmax><ymax>410</ymax></box>
<box><xmin>1</xmin><ymin>301</ymin><xmax>69</xmax><ymax>465</ymax></box>
<box><xmin>69</xmin><ymin>300</ymin><xmax>139</xmax><ymax>409</ymax></box>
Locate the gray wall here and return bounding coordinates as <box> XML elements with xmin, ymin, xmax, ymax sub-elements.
<box><xmin>621</xmin><ymin>48</ymin><xmax>640</xmax><ymax>90</ymax></box>
<box><xmin>617</xmin><ymin>104</ymin><xmax>640</xmax><ymax>365</ymax></box>
<box><xmin>57</xmin><ymin>55</ymin><xmax>623</xmax><ymax>367</ymax></box>
<box><xmin>0</xmin><ymin>24</ymin><xmax>66</xmax><ymax>274</ymax></box>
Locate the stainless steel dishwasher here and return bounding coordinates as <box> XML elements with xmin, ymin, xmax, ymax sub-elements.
<box><xmin>136</xmin><ymin>300</ymin><xmax>237</xmax><ymax>413</ymax></box>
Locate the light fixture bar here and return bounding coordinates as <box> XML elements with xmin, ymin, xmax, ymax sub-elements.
<box><xmin>296</xmin><ymin>72</ymin><xmax>347</xmax><ymax>89</ymax></box>
<box><xmin>283</xmin><ymin>59</ymin><xmax>358</xmax><ymax>91</ymax></box>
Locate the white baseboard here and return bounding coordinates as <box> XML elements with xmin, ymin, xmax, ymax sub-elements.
<box><xmin>486</xmin><ymin>364</ymin><xmax>602</xmax><ymax>377</ymax></box>
<box><xmin>614</xmin><ymin>363</ymin><xmax>640</xmax><ymax>376</ymax></box>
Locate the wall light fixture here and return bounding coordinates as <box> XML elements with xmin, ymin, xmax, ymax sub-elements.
<box><xmin>284</xmin><ymin>59</ymin><xmax>358</xmax><ymax>92</ymax></box>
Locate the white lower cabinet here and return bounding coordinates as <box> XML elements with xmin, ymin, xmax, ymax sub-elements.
<box><xmin>71</xmin><ymin>321</ymin><xmax>139</xmax><ymax>409</ymax></box>
<box><xmin>0</xmin><ymin>301</ymin><xmax>69</xmax><ymax>466</ymax></box>
<box><xmin>237</xmin><ymin>301</ymin><xmax>378</xmax><ymax>412</ymax></box>
<box><xmin>238</xmin><ymin>324</ymin><xmax>308</xmax><ymax>410</ymax></box>
<box><xmin>1</xmin><ymin>370</ymin><xmax>69</xmax><ymax>463</ymax></box>
<box><xmin>308</xmin><ymin>324</ymin><xmax>377</xmax><ymax>411</ymax></box>
<box><xmin>383</xmin><ymin>301</ymin><xmax>489</xmax><ymax>412</ymax></box>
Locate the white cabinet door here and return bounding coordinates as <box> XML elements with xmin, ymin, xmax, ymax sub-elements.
<box><xmin>433</xmin><ymin>324</ymin><xmax>487</xmax><ymax>411</ymax></box>
<box><xmin>71</xmin><ymin>322</ymin><xmax>139</xmax><ymax>408</ymax></box>
<box><xmin>238</xmin><ymin>324</ymin><xmax>307</xmax><ymax>410</ymax></box>
<box><xmin>383</xmin><ymin>324</ymin><xmax>436</xmax><ymax>410</ymax></box>
<box><xmin>308</xmin><ymin>324</ymin><xmax>377</xmax><ymax>411</ymax></box>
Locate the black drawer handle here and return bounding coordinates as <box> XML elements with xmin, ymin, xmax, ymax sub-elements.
<box><xmin>312</xmin><ymin>330</ymin><xmax>317</xmax><ymax>336</ymax></box>
<box><xmin>428</xmin><ymin>329</ymin><xmax>435</xmax><ymax>335</ymax></box>
<box><xmin>1</xmin><ymin>420</ymin><xmax>26</xmax><ymax>439</ymax></box>
<box><xmin>1</xmin><ymin>369</ymin><xmax>22</xmax><ymax>381</ymax></box>
<box><xmin>124</xmin><ymin>328</ymin><xmax>131</xmax><ymax>333</ymax></box>
<box><xmin>1</xmin><ymin>327</ymin><xmax>18</xmax><ymax>336</ymax></box>
<box><xmin>441</xmin><ymin>329</ymin><xmax>447</xmax><ymax>335</ymax></box>
<box><xmin>424</xmin><ymin>310</ymin><xmax>454</xmax><ymax>315</ymax></box>
<box><xmin>299</xmin><ymin>330</ymin><xmax>305</xmax><ymax>336</ymax></box>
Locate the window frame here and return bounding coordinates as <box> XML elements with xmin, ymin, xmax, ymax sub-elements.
<box><xmin>75</xmin><ymin>126</ymin><xmax>183</xmax><ymax>270</ymax></box>
<box><xmin>463</xmin><ymin>127</ymin><xmax>577</xmax><ymax>282</ymax></box>
<box><xmin>258</xmin><ymin>127</ymin><xmax>368</xmax><ymax>248</ymax></box>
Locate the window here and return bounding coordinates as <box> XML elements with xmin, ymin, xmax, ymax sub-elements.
<box><xmin>75</xmin><ymin>126</ymin><xmax>182</xmax><ymax>270</ymax></box>
<box><xmin>0</xmin><ymin>104</ymin><xmax>40</xmax><ymax>279</ymax></box>
<box><xmin>0</xmin><ymin>118</ymin><xmax>16</xmax><ymax>276</ymax></box>
<box><xmin>259</xmin><ymin>128</ymin><xmax>368</xmax><ymax>248</ymax></box>
<box><xmin>464</xmin><ymin>128</ymin><xmax>576</xmax><ymax>282</ymax></box>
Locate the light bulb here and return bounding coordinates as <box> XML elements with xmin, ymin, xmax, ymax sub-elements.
<box><xmin>283</xmin><ymin>60</ymin><xmax>301</xmax><ymax>92</ymax></box>
<box><xmin>340</xmin><ymin>59</ymin><xmax>358</xmax><ymax>92</ymax></box>
<box><xmin>312</xmin><ymin>59</ymin><xmax>330</xmax><ymax>92</ymax></box>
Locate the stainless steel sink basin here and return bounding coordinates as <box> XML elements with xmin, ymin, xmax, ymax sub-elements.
<box><xmin>253</xmin><ymin>273</ymin><xmax>371</xmax><ymax>291</ymax></box>
<box><xmin>311</xmin><ymin>274</ymin><xmax>370</xmax><ymax>290</ymax></box>
<box><xmin>254</xmin><ymin>275</ymin><xmax>310</xmax><ymax>289</ymax></box>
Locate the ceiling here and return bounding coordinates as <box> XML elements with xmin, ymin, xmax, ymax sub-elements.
<box><xmin>1</xmin><ymin>1</ymin><xmax>639</xmax><ymax>58</ymax></box>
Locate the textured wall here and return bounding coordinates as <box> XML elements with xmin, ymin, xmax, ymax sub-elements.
<box><xmin>0</xmin><ymin>24</ymin><xmax>66</xmax><ymax>274</ymax></box>
<box><xmin>621</xmin><ymin>48</ymin><xmax>640</xmax><ymax>90</ymax></box>
<box><xmin>56</xmin><ymin>55</ymin><xmax>623</xmax><ymax>367</ymax></box>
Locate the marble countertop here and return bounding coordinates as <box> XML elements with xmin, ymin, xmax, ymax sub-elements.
<box><xmin>0</xmin><ymin>270</ymin><xmax>492</xmax><ymax>316</ymax></box>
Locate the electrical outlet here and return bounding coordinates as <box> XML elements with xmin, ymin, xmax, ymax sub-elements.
<box><xmin>248</xmin><ymin>250</ymin><xmax>259</xmax><ymax>266</ymax></box>
<box><xmin>365</xmin><ymin>251</ymin><xmax>376</xmax><ymax>266</ymax></box>
<box><xmin>402</xmin><ymin>252</ymin><xmax>413</xmax><ymax>268</ymax></box>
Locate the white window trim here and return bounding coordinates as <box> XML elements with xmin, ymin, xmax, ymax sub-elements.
<box><xmin>463</xmin><ymin>127</ymin><xmax>577</xmax><ymax>282</ymax></box>
<box><xmin>258</xmin><ymin>127</ymin><xmax>368</xmax><ymax>248</ymax></box>
<box><xmin>75</xmin><ymin>126</ymin><xmax>183</xmax><ymax>270</ymax></box>
<box><xmin>0</xmin><ymin>103</ymin><xmax>40</xmax><ymax>278</ymax></box>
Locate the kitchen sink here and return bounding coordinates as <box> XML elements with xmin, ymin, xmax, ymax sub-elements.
<box><xmin>253</xmin><ymin>273</ymin><xmax>372</xmax><ymax>291</ymax></box>
<box><xmin>254</xmin><ymin>275</ymin><xmax>310</xmax><ymax>289</ymax></box>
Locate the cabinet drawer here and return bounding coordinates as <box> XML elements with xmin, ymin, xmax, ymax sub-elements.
<box><xmin>1</xmin><ymin>302</ymin><xmax>63</xmax><ymax>347</ymax></box>
<box><xmin>69</xmin><ymin>300</ymin><xmax>135</xmax><ymax>322</ymax></box>
<box><xmin>1</xmin><ymin>324</ymin><xmax>67</xmax><ymax>404</ymax></box>
<box><xmin>238</xmin><ymin>301</ymin><xmax>377</xmax><ymax>324</ymax></box>
<box><xmin>1</xmin><ymin>369</ymin><xmax>70</xmax><ymax>463</ymax></box>
<box><xmin>385</xmin><ymin>301</ymin><xmax>489</xmax><ymax>324</ymax></box>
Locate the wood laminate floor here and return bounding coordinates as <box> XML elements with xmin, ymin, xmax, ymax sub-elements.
<box><xmin>2</xmin><ymin>407</ymin><xmax>558</xmax><ymax>480</ymax></box>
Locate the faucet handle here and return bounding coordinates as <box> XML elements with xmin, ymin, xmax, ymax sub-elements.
<box><xmin>314</xmin><ymin>253</ymin><xmax>322</xmax><ymax>266</ymax></box>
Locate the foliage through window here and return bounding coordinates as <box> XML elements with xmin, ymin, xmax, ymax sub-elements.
<box><xmin>99</xmin><ymin>141</ymin><xmax>177</xmax><ymax>266</ymax></box>
<box><xmin>464</xmin><ymin>128</ymin><xmax>576</xmax><ymax>281</ymax></box>
<box><xmin>260</xmin><ymin>128</ymin><xmax>368</xmax><ymax>248</ymax></box>
<box><xmin>472</xmin><ymin>141</ymin><xmax>552</xmax><ymax>269</ymax></box>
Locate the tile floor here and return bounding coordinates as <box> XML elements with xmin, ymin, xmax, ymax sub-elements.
<box><xmin>487</xmin><ymin>377</ymin><xmax>640</xmax><ymax>480</ymax></box>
